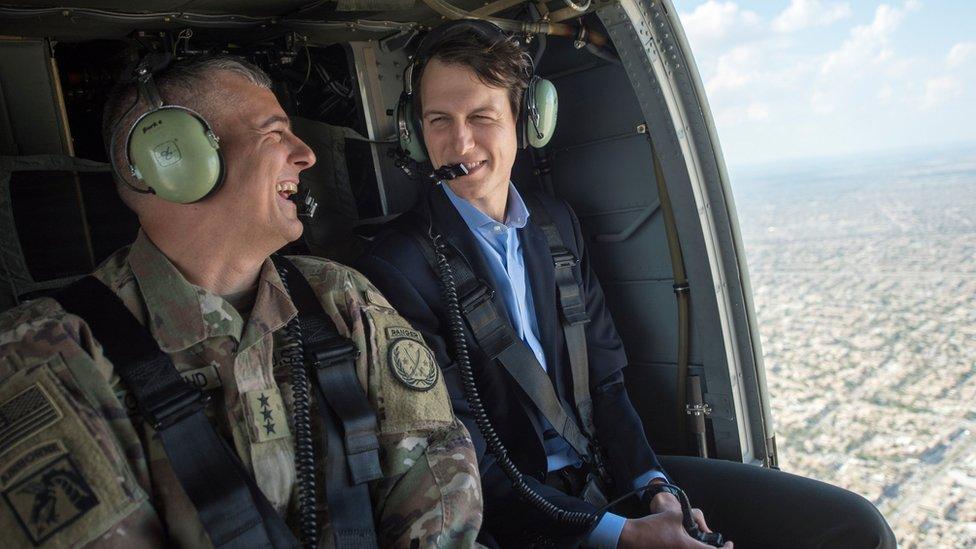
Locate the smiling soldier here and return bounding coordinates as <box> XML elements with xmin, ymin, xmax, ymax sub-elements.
<box><xmin>0</xmin><ymin>56</ymin><xmax>482</xmax><ymax>548</ymax></box>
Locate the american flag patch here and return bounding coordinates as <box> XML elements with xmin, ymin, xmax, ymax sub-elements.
<box><xmin>0</xmin><ymin>385</ymin><xmax>62</xmax><ymax>456</ymax></box>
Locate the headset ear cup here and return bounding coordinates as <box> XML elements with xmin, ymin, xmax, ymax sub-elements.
<box><xmin>527</xmin><ymin>78</ymin><xmax>558</xmax><ymax>149</ymax></box>
<box><xmin>128</xmin><ymin>106</ymin><xmax>223</xmax><ymax>203</ymax></box>
<box><xmin>396</xmin><ymin>93</ymin><xmax>428</xmax><ymax>162</ymax></box>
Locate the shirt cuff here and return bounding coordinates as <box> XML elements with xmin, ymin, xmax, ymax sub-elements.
<box><xmin>633</xmin><ymin>468</ymin><xmax>669</xmax><ymax>491</ymax></box>
<box><xmin>587</xmin><ymin>512</ymin><xmax>627</xmax><ymax>549</ymax></box>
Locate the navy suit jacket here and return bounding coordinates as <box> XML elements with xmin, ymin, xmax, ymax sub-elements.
<box><xmin>356</xmin><ymin>186</ymin><xmax>661</xmax><ymax>539</ymax></box>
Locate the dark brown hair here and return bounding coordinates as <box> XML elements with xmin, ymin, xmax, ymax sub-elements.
<box><xmin>412</xmin><ymin>26</ymin><xmax>532</xmax><ymax>120</ymax></box>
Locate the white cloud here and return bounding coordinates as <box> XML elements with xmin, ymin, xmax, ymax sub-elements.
<box><xmin>707</xmin><ymin>45</ymin><xmax>762</xmax><ymax>93</ymax></box>
<box><xmin>947</xmin><ymin>42</ymin><xmax>976</xmax><ymax>69</ymax></box>
<box><xmin>679</xmin><ymin>1</ymin><xmax>762</xmax><ymax>52</ymax></box>
<box><xmin>922</xmin><ymin>76</ymin><xmax>962</xmax><ymax>109</ymax></box>
<box><xmin>772</xmin><ymin>0</ymin><xmax>852</xmax><ymax>33</ymax></box>
<box><xmin>820</xmin><ymin>1</ymin><xmax>919</xmax><ymax>77</ymax></box>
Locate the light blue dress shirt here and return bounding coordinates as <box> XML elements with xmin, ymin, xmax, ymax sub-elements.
<box><xmin>441</xmin><ymin>182</ymin><xmax>663</xmax><ymax>548</ymax></box>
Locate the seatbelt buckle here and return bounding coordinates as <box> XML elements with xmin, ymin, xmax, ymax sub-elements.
<box><xmin>144</xmin><ymin>382</ymin><xmax>209</xmax><ymax>431</ymax></box>
<box><xmin>552</xmin><ymin>250</ymin><xmax>579</xmax><ymax>270</ymax></box>
<box><xmin>460</xmin><ymin>282</ymin><xmax>495</xmax><ymax>314</ymax></box>
<box><xmin>301</xmin><ymin>314</ymin><xmax>361</xmax><ymax>367</ymax></box>
<box><xmin>307</xmin><ymin>338</ymin><xmax>360</xmax><ymax>368</ymax></box>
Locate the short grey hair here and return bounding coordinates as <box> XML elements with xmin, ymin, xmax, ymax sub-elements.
<box><xmin>101</xmin><ymin>55</ymin><xmax>272</xmax><ymax>187</ymax></box>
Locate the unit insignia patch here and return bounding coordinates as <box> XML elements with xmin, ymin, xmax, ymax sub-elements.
<box><xmin>2</xmin><ymin>454</ymin><xmax>99</xmax><ymax>545</ymax></box>
<box><xmin>387</xmin><ymin>336</ymin><xmax>438</xmax><ymax>392</ymax></box>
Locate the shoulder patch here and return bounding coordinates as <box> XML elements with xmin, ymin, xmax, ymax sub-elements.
<box><xmin>3</xmin><ymin>454</ymin><xmax>99</xmax><ymax>545</ymax></box>
<box><xmin>0</xmin><ymin>384</ymin><xmax>63</xmax><ymax>456</ymax></box>
<box><xmin>0</xmin><ymin>362</ymin><xmax>146</xmax><ymax>547</ymax></box>
<box><xmin>388</xmin><ymin>338</ymin><xmax>438</xmax><ymax>392</ymax></box>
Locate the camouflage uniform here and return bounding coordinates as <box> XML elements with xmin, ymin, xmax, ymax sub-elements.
<box><xmin>0</xmin><ymin>231</ymin><xmax>482</xmax><ymax>548</ymax></box>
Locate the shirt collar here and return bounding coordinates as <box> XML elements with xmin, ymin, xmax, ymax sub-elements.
<box><xmin>126</xmin><ymin>231</ymin><xmax>295</xmax><ymax>353</ymax></box>
<box><xmin>440</xmin><ymin>181</ymin><xmax>530</xmax><ymax>237</ymax></box>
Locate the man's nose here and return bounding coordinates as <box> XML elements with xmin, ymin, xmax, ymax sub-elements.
<box><xmin>291</xmin><ymin>135</ymin><xmax>316</xmax><ymax>170</ymax></box>
<box><xmin>450</xmin><ymin>121</ymin><xmax>475</xmax><ymax>156</ymax></box>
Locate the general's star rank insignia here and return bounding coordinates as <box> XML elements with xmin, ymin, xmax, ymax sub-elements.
<box><xmin>388</xmin><ymin>337</ymin><xmax>438</xmax><ymax>392</ymax></box>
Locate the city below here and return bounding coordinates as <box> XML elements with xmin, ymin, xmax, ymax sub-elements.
<box><xmin>733</xmin><ymin>145</ymin><xmax>976</xmax><ymax>548</ymax></box>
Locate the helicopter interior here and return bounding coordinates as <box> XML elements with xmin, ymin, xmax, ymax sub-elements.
<box><xmin>0</xmin><ymin>0</ymin><xmax>774</xmax><ymax>467</ymax></box>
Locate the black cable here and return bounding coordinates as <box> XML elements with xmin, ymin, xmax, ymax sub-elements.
<box><xmin>275</xmin><ymin>263</ymin><xmax>319</xmax><ymax>549</ymax></box>
<box><xmin>428</xmin><ymin>223</ymin><xmax>598</xmax><ymax>531</ymax></box>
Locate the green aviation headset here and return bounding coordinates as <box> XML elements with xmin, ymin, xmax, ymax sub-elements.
<box><xmin>395</xmin><ymin>20</ymin><xmax>559</xmax><ymax>164</ymax></box>
<box><xmin>113</xmin><ymin>55</ymin><xmax>224</xmax><ymax>204</ymax></box>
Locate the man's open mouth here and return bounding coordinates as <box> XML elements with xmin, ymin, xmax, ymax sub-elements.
<box><xmin>276</xmin><ymin>182</ymin><xmax>298</xmax><ymax>199</ymax></box>
<box><xmin>461</xmin><ymin>160</ymin><xmax>487</xmax><ymax>173</ymax></box>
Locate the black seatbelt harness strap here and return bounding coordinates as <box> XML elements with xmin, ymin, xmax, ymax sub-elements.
<box><xmin>406</xmin><ymin>222</ymin><xmax>593</xmax><ymax>459</ymax></box>
<box><xmin>56</xmin><ymin>276</ymin><xmax>298</xmax><ymax>549</ymax></box>
<box><xmin>522</xmin><ymin>195</ymin><xmax>596</xmax><ymax>439</ymax></box>
<box><xmin>272</xmin><ymin>255</ymin><xmax>381</xmax><ymax>549</ymax></box>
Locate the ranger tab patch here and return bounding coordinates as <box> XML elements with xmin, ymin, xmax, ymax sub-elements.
<box><xmin>2</xmin><ymin>454</ymin><xmax>99</xmax><ymax>545</ymax></box>
<box><xmin>386</xmin><ymin>327</ymin><xmax>438</xmax><ymax>392</ymax></box>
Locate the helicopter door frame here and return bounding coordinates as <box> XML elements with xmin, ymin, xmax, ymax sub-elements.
<box><xmin>598</xmin><ymin>0</ymin><xmax>776</xmax><ymax>466</ymax></box>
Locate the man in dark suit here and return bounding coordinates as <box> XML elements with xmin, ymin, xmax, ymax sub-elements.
<box><xmin>357</xmin><ymin>22</ymin><xmax>896</xmax><ymax>548</ymax></box>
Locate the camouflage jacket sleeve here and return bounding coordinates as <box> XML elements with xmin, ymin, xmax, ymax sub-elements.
<box><xmin>0</xmin><ymin>298</ymin><xmax>165</xmax><ymax>548</ymax></box>
<box><xmin>293</xmin><ymin>257</ymin><xmax>483</xmax><ymax>548</ymax></box>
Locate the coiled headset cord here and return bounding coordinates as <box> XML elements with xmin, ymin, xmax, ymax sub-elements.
<box><xmin>275</xmin><ymin>263</ymin><xmax>319</xmax><ymax>549</ymax></box>
<box><xmin>429</xmin><ymin>228</ymin><xmax>599</xmax><ymax>531</ymax></box>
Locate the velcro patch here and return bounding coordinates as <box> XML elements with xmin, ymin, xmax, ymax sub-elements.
<box><xmin>3</xmin><ymin>454</ymin><xmax>99</xmax><ymax>545</ymax></box>
<box><xmin>244</xmin><ymin>389</ymin><xmax>291</xmax><ymax>443</ymax></box>
<box><xmin>0</xmin><ymin>384</ymin><xmax>62</xmax><ymax>456</ymax></box>
<box><xmin>0</xmin><ymin>440</ymin><xmax>67</xmax><ymax>488</ymax></box>
<box><xmin>388</xmin><ymin>338</ymin><xmax>438</xmax><ymax>392</ymax></box>
<box><xmin>385</xmin><ymin>326</ymin><xmax>423</xmax><ymax>342</ymax></box>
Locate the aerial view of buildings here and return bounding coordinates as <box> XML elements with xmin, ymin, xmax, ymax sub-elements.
<box><xmin>734</xmin><ymin>147</ymin><xmax>976</xmax><ymax>547</ymax></box>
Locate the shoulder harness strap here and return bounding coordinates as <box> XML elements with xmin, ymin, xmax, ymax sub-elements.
<box><xmin>271</xmin><ymin>255</ymin><xmax>381</xmax><ymax>549</ymax></box>
<box><xmin>55</xmin><ymin>276</ymin><xmax>298</xmax><ymax>549</ymax></box>
<box><xmin>521</xmin><ymin>194</ymin><xmax>596</xmax><ymax>440</ymax></box>
<box><xmin>403</xmin><ymin>217</ymin><xmax>594</xmax><ymax>459</ymax></box>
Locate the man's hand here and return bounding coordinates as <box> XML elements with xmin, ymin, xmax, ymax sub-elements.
<box><xmin>618</xmin><ymin>510</ymin><xmax>733</xmax><ymax>549</ymax></box>
<box><xmin>649</xmin><ymin>489</ymin><xmax>711</xmax><ymax>535</ymax></box>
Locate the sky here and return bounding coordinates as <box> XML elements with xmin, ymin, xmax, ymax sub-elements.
<box><xmin>672</xmin><ymin>0</ymin><xmax>976</xmax><ymax>169</ymax></box>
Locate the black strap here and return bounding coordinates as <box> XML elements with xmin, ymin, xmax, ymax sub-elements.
<box><xmin>406</xmin><ymin>227</ymin><xmax>593</xmax><ymax>458</ymax></box>
<box><xmin>55</xmin><ymin>276</ymin><xmax>298</xmax><ymax>549</ymax></box>
<box><xmin>521</xmin><ymin>195</ymin><xmax>596</xmax><ymax>438</ymax></box>
<box><xmin>271</xmin><ymin>256</ymin><xmax>381</xmax><ymax>548</ymax></box>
